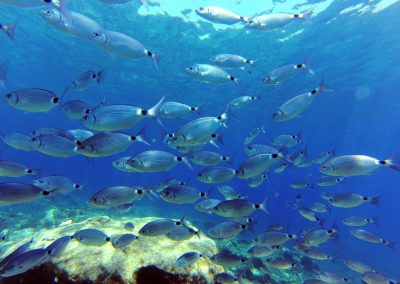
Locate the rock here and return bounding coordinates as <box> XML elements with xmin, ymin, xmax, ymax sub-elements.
<box><xmin>0</xmin><ymin>217</ymin><xmax>223</xmax><ymax>283</ymax></box>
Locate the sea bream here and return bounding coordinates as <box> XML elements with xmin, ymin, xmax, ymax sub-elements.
<box><xmin>229</xmin><ymin>96</ymin><xmax>259</xmax><ymax>110</ymax></box>
<box><xmin>212</xmin><ymin>198</ymin><xmax>269</xmax><ymax>217</ymax></box>
<box><xmin>72</xmin><ymin>70</ymin><xmax>105</xmax><ymax>91</ymax></box>
<box><xmin>185</xmin><ymin>64</ymin><xmax>239</xmax><ymax>86</ymax></box>
<box><xmin>81</xmin><ymin>97</ymin><xmax>164</xmax><ymax>131</ymax></box>
<box><xmin>195</xmin><ymin>6</ymin><xmax>247</xmax><ymax>25</ymax></box>
<box><xmin>88</xmin><ymin>186</ymin><xmax>149</xmax><ymax>209</ymax></box>
<box><xmin>61</xmin><ymin>100</ymin><xmax>90</xmax><ymax>121</ymax></box>
<box><xmin>0</xmin><ymin>160</ymin><xmax>41</xmax><ymax>178</ymax></box>
<box><xmin>126</xmin><ymin>150</ymin><xmax>192</xmax><ymax>172</ymax></box>
<box><xmin>0</xmin><ymin>183</ymin><xmax>52</xmax><ymax>206</ymax></box>
<box><xmin>159</xmin><ymin>185</ymin><xmax>208</xmax><ymax>204</ymax></box>
<box><xmin>159</xmin><ymin>101</ymin><xmax>203</xmax><ymax>119</ymax></box>
<box><xmin>261</xmin><ymin>61</ymin><xmax>313</xmax><ymax>86</ymax></box>
<box><xmin>90</xmin><ymin>30</ymin><xmax>159</xmax><ymax>71</ymax></box>
<box><xmin>0</xmin><ymin>21</ymin><xmax>17</xmax><ymax>41</ymax></box>
<box><xmin>245</xmin><ymin>8</ymin><xmax>314</xmax><ymax>31</ymax></box>
<box><xmin>210</xmin><ymin>54</ymin><xmax>255</xmax><ymax>69</ymax></box>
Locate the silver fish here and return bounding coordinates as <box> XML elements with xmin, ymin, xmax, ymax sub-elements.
<box><xmin>236</xmin><ymin>151</ymin><xmax>284</xmax><ymax>179</ymax></box>
<box><xmin>73</xmin><ymin>228</ymin><xmax>110</xmax><ymax>246</ymax></box>
<box><xmin>244</xmin><ymin>144</ymin><xmax>278</xmax><ymax>157</ymax></box>
<box><xmin>208</xmin><ymin>219</ymin><xmax>252</xmax><ymax>240</ymax></box>
<box><xmin>126</xmin><ymin>150</ymin><xmax>192</xmax><ymax>172</ymax></box>
<box><xmin>88</xmin><ymin>186</ymin><xmax>147</xmax><ymax>209</ymax></box>
<box><xmin>0</xmin><ymin>183</ymin><xmax>51</xmax><ymax>206</ymax></box>
<box><xmin>195</xmin><ymin>199</ymin><xmax>221</xmax><ymax>213</ymax></box>
<box><xmin>362</xmin><ymin>271</ymin><xmax>396</xmax><ymax>284</ymax></box>
<box><xmin>313</xmin><ymin>149</ymin><xmax>335</xmax><ymax>164</ymax></box>
<box><xmin>139</xmin><ymin>217</ymin><xmax>186</xmax><ymax>236</ymax></box>
<box><xmin>315</xmin><ymin>176</ymin><xmax>345</xmax><ymax>187</ymax></box>
<box><xmin>302</xmin><ymin>228</ymin><xmax>337</xmax><ymax>247</ymax></box>
<box><xmin>1</xmin><ymin>133</ymin><xmax>34</xmax><ymax>152</ymax></box>
<box><xmin>328</xmin><ymin>193</ymin><xmax>380</xmax><ymax>208</ymax></box>
<box><xmin>176</xmin><ymin>252</ymin><xmax>202</xmax><ymax>267</ymax></box>
<box><xmin>160</xmin><ymin>101</ymin><xmax>203</xmax><ymax>119</ymax></box>
<box><xmin>214</xmin><ymin>272</ymin><xmax>239</xmax><ymax>283</ymax></box>
<box><xmin>166</xmin><ymin>226</ymin><xmax>199</xmax><ymax>241</ymax></box>
<box><xmin>73</xmin><ymin>70</ymin><xmax>105</xmax><ymax>91</ymax></box>
<box><xmin>344</xmin><ymin>260</ymin><xmax>374</xmax><ymax>274</ymax></box>
<box><xmin>4</xmin><ymin>88</ymin><xmax>61</xmax><ymax>112</ymax></box>
<box><xmin>81</xmin><ymin>97</ymin><xmax>164</xmax><ymax>131</ymax></box>
<box><xmin>34</xmin><ymin>175</ymin><xmax>82</xmax><ymax>195</ymax></box>
<box><xmin>321</xmin><ymin>154</ymin><xmax>400</xmax><ymax>176</ymax></box>
<box><xmin>271</xmin><ymin>133</ymin><xmax>302</xmax><ymax>147</ymax></box>
<box><xmin>0</xmin><ymin>248</ymin><xmax>50</xmax><ymax>277</ymax></box>
<box><xmin>229</xmin><ymin>96</ymin><xmax>259</xmax><ymax>110</ymax></box>
<box><xmin>244</xmin><ymin>125</ymin><xmax>265</xmax><ymax>145</ymax></box>
<box><xmin>247</xmin><ymin>245</ymin><xmax>280</xmax><ymax>258</ymax></box>
<box><xmin>248</xmin><ymin>173</ymin><xmax>268</xmax><ymax>188</ymax></box>
<box><xmin>160</xmin><ymin>185</ymin><xmax>207</xmax><ymax>204</ymax></box>
<box><xmin>91</xmin><ymin>30</ymin><xmax>159</xmax><ymax>71</ymax></box>
<box><xmin>112</xmin><ymin>234</ymin><xmax>139</xmax><ymax>249</ymax></box>
<box><xmin>188</xmin><ymin>150</ymin><xmax>231</xmax><ymax>166</ymax></box>
<box><xmin>0</xmin><ymin>21</ymin><xmax>17</xmax><ymax>41</ymax></box>
<box><xmin>217</xmin><ymin>185</ymin><xmax>243</xmax><ymax>200</ymax></box>
<box><xmin>197</xmin><ymin>166</ymin><xmax>236</xmax><ymax>184</ymax></box>
<box><xmin>31</xmin><ymin>134</ymin><xmax>78</xmax><ymax>158</ymax></box>
<box><xmin>212</xmin><ymin>198</ymin><xmax>269</xmax><ymax>217</ymax></box>
<box><xmin>261</xmin><ymin>61</ymin><xmax>313</xmax><ymax>86</ymax></box>
<box><xmin>0</xmin><ymin>160</ymin><xmax>40</xmax><ymax>178</ymax></box>
<box><xmin>266</xmin><ymin>257</ymin><xmax>295</xmax><ymax>270</ymax></box>
<box><xmin>195</xmin><ymin>7</ymin><xmax>247</xmax><ymax>25</ymax></box>
<box><xmin>61</xmin><ymin>100</ymin><xmax>89</xmax><ymax>121</ymax></box>
<box><xmin>351</xmin><ymin>229</ymin><xmax>394</xmax><ymax>248</ymax></box>
<box><xmin>343</xmin><ymin>216</ymin><xmax>376</xmax><ymax>227</ymax></box>
<box><xmin>0</xmin><ymin>239</ymin><xmax>33</xmax><ymax>272</ymax></box>
<box><xmin>210</xmin><ymin>54</ymin><xmax>255</xmax><ymax>69</ymax></box>
<box><xmin>210</xmin><ymin>250</ymin><xmax>247</xmax><ymax>267</ymax></box>
<box><xmin>67</xmin><ymin>129</ymin><xmax>94</xmax><ymax>141</ymax></box>
<box><xmin>185</xmin><ymin>64</ymin><xmax>239</xmax><ymax>86</ymax></box>
<box><xmin>47</xmin><ymin>235</ymin><xmax>72</xmax><ymax>258</ymax></box>
<box><xmin>255</xmin><ymin>231</ymin><xmax>296</xmax><ymax>246</ymax></box>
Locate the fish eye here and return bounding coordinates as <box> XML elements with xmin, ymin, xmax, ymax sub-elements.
<box><xmin>92</xmin><ymin>74</ymin><xmax>97</xmax><ymax>79</ymax></box>
<box><xmin>291</xmin><ymin>135</ymin><xmax>296</xmax><ymax>138</ymax></box>
<box><xmin>322</xmin><ymin>166</ymin><xmax>327</xmax><ymax>170</ymax></box>
<box><xmin>248</xmin><ymin>20</ymin><xmax>253</xmax><ymax>24</ymax></box>
<box><xmin>5</xmin><ymin>94</ymin><xmax>12</xmax><ymax>99</ymax></box>
<box><xmin>199</xmin><ymin>7</ymin><xmax>204</xmax><ymax>10</ymax></box>
<box><xmin>82</xmin><ymin>115</ymin><xmax>88</xmax><ymax>121</ymax></box>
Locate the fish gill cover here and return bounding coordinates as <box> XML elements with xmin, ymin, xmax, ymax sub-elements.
<box><xmin>0</xmin><ymin>0</ymin><xmax>400</xmax><ymax>283</ymax></box>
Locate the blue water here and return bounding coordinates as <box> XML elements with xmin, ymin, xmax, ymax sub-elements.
<box><xmin>1</xmin><ymin>0</ymin><xmax>400</xmax><ymax>282</ymax></box>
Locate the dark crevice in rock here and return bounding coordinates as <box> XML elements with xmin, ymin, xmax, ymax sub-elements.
<box><xmin>135</xmin><ymin>265</ymin><xmax>207</xmax><ymax>284</ymax></box>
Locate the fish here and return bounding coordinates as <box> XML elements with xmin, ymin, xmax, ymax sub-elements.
<box><xmin>317</xmin><ymin>272</ymin><xmax>352</xmax><ymax>284</ymax></box>
<box><xmin>310</xmin><ymin>202</ymin><xmax>330</xmax><ymax>213</ymax></box>
<box><xmin>302</xmin><ymin>228</ymin><xmax>337</xmax><ymax>247</ymax></box>
<box><xmin>31</xmin><ymin>134</ymin><xmax>78</xmax><ymax>158</ymax></box>
<box><xmin>290</xmin><ymin>180</ymin><xmax>313</xmax><ymax>189</ymax></box>
<box><xmin>67</xmin><ymin>129</ymin><xmax>94</xmax><ymax>141</ymax></box>
<box><xmin>298</xmin><ymin>208</ymin><xmax>324</xmax><ymax>225</ymax></box>
<box><xmin>266</xmin><ymin>257</ymin><xmax>295</xmax><ymax>270</ymax></box>
<box><xmin>171</xmin><ymin>106</ymin><xmax>232</xmax><ymax>147</ymax></box>
<box><xmin>112</xmin><ymin>234</ymin><xmax>139</xmax><ymax>249</ymax></box>
<box><xmin>0</xmin><ymin>183</ymin><xmax>52</xmax><ymax>206</ymax></box>
<box><xmin>255</xmin><ymin>231</ymin><xmax>296</xmax><ymax>246</ymax></box>
<box><xmin>76</xmin><ymin>129</ymin><xmax>149</xmax><ymax>158</ymax></box>
<box><xmin>1</xmin><ymin>133</ymin><xmax>34</xmax><ymax>152</ymax></box>
<box><xmin>81</xmin><ymin>97</ymin><xmax>165</xmax><ymax>131</ymax></box>
<box><xmin>138</xmin><ymin>217</ymin><xmax>187</xmax><ymax>236</ymax></box>
<box><xmin>271</xmin><ymin>133</ymin><xmax>302</xmax><ymax>148</ymax></box>
<box><xmin>0</xmin><ymin>21</ymin><xmax>18</xmax><ymax>41</ymax></box>
<box><xmin>247</xmin><ymin>245</ymin><xmax>280</xmax><ymax>258</ymax></box>
<box><xmin>244</xmin><ymin>125</ymin><xmax>265</xmax><ymax>145</ymax></box>
<box><xmin>159</xmin><ymin>101</ymin><xmax>203</xmax><ymax>119</ymax></box>
<box><xmin>266</xmin><ymin>224</ymin><xmax>287</xmax><ymax>231</ymax></box>
<box><xmin>217</xmin><ymin>185</ymin><xmax>244</xmax><ymax>200</ymax></box>
<box><xmin>272</xmin><ymin>80</ymin><xmax>333</xmax><ymax>121</ymax></box>
<box><xmin>261</xmin><ymin>61</ymin><xmax>313</xmax><ymax>86</ymax></box>
<box><xmin>244</xmin><ymin>144</ymin><xmax>278</xmax><ymax>157</ymax></box>
<box><xmin>245</xmin><ymin>8</ymin><xmax>314</xmax><ymax>31</ymax></box>
<box><xmin>210</xmin><ymin>250</ymin><xmax>247</xmax><ymax>267</ymax></box>
<box><xmin>188</xmin><ymin>150</ymin><xmax>231</xmax><ymax>166</ymax></box>
<box><xmin>248</xmin><ymin>173</ymin><xmax>268</xmax><ymax>188</ymax></box>
<box><xmin>315</xmin><ymin>176</ymin><xmax>345</xmax><ymax>187</ymax></box>
<box><xmin>126</xmin><ymin>150</ymin><xmax>192</xmax><ymax>172</ymax></box>
<box><xmin>229</xmin><ymin>96</ymin><xmax>259</xmax><ymax>110</ymax></box>
<box><xmin>343</xmin><ymin>216</ymin><xmax>377</xmax><ymax>227</ymax></box>
<box><xmin>112</xmin><ymin>203</ymin><xmax>134</xmax><ymax>214</ymax></box>
<box><xmin>208</xmin><ymin>218</ymin><xmax>253</xmax><ymax>240</ymax></box>
<box><xmin>0</xmin><ymin>239</ymin><xmax>33</xmax><ymax>272</ymax></box>
<box><xmin>197</xmin><ymin>166</ymin><xmax>236</xmax><ymax>184</ymax></box>
<box><xmin>185</xmin><ymin>64</ymin><xmax>239</xmax><ymax>86</ymax></box>
<box><xmin>0</xmin><ymin>160</ymin><xmax>41</xmax><ymax>178</ymax></box>
<box><xmin>4</xmin><ymin>88</ymin><xmax>62</xmax><ymax>113</ymax></box>
<box><xmin>0</xmin><ymin>248</ymin><xmax>50</xmax><ymax>277</ymax></box>
<box><xmin>195</xmin><ymin>7</ymin><xmax>247</xmax><ymax>25</ymax></box>
<box><xmin>41</xmin><ymin>9</ymin><xmax>105</xmax><ymax>40</ymax></box>
<box><xmin>313</xmin><ymin>149</ymin><xmax>336</xmax><ymax>164</ymax></box>
<box><xmin>34</xmin><ymin>175</ymin><xmax>82</xmax><ymax>195</ymax></box>
<box><xmin>320</xmin><ymin>154</ymin><xmax>400</xmax><ymax>176</ymax></box>
<box><xmin>176</xmin><ymin>252</ymin><xmax>202</xmax><ymax>267</ymax></box>
<box><xmin>73</xmin><ymin>228</ymin><xmax>111</xmax><ymax>246</ymax></box>
<box><xmin>73</xmin><ymin>70</ymin><xmax>105</xmax><ymax>91</ymax></box>
<box><xmin>351</xmin><ymin>229</ymin><xmax>395</xmax><ymax>248</ymax></box>
<box><xmin>274</xmin><ymin>160</ymin><xmax>289</xmax><ymax>173</ymax></box>
<box><xmin>124</xmin><ymin>222</ymin><xmax>135</xmax><ymax>231</ymax></box>
<box><xmin>61</xmin><ymin>100</ymin><xmax>90</xmax><ymax>121</ymax></box>
<box><xmin>165</xmin><ymin>226</ymin><xmax>200</xmax><ymax>241</ymax></box>
<box><xmin>47</xmin><ymin>235</ymin><xmax>73</xmax><ymax>258</ymax></box>
<box><xmin>90</xmin><ymin>30</ymin><xmax>159</xmax><ymax>71</ymax></box>
<box><xmin>344</xmin><ymin>260</ymin><xmax>374</xmax><ymax>274</ymax></box>
<box><xmin>88</xmin><ymin>186</ymin><xmax>148</xmax><ymax>209</ymax></box>
<box><xmin>160</xmin><ymin>185</ymin><xmax>208</xmax><ymax>204</ymax></box>
<box><xmin>212</xmin><ymin>198</ymin><xmax>269</xmax><ymax>217</ymax></box>
<box><xmin>214</xmin><ymin>272</ymin><xmax>239</xmax><ymax>283</ymax></box>
<box><xmin>303</xmin><ymin>248</ymin><xmax>334</xmax><ymax>261</ymax></box>
<box><xmin>236</xmin><ymin>150</ymin><xmax>285</xmax><ymax>179</ymax></box>
<box><xmin>210</xmin><ymin>54</ymin><xmax>255</xmax><ymax>69</ymax></box>
<box><xmin>362</xmin><ymin>271</ymin><xmax>396</xmax><ymax>284</ymax></box>
<box><xmin>112</xmin><ymin>156</ymin><xmax>139</xmax><ymax>173</ymax></box>
<box><xmin>195</xmin><ymin>199</ymin><xmax>221</xmax><ymax>213</ymax></box>
<box><xmin>328</xmin><ymin>193</ymin><xmax>380</xmax><ymax>208</ymax></box>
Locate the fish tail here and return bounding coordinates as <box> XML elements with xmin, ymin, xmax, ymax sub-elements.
<box><xmin>180</xmin><ymin>156</ymin><xmax>193</xmax><ymax>170</ymax></box>
<box><xmin>385</xmin><ymin>151</ymin><xmax>400</xmax><ymax>171</ymax></box>
<box><xmin>384</xmin><ymin>239</ymin><xmax>396</xmax><ymax>250</ymax></box>
<box><xmin>210</xmin><ymin>133</ymin><xmax>225</xmax><ymax>148</ymax></box>
<box><xmin>32</xmin><ymin>167</ymin><xmax>46</xmax><ymax>179</ymax></box>
<box><xmin>370</xmin><ymin>194</ymin><xmax>382</xmax><ymax>206</ymax></box>
<box><xmin>53</xmin><ymin>0</ymin><xmax>73</xmax><ymax>19</ymax></box>
<box><xmin>97</xmin><ymin>70</ymin><xmax>106</xmax><ymax>85</ymax></box>
<box><xmin>298</xmin><ymin>6</ymin><xmax>314</xmax><ymax>21</ymax></box>
<box><xmin>219</xmin><ymin>103</ymin><xmax>237</xmax><ymax>123</ymax></box>
<box><xmin>318</xmin><ymin>79</ymin><xmax>334</xmax><ymax>93</ymax></box>
<box><xmin>240</xmin><ymin>16</ymin><xmax>249</xmax><ymax>23</ymax></box>
<box><xmin>258</xmin><ymin>197</ymin><xmax>270</xmax><ymax>214</ymax></box>
<box><xmin>302</xmin><ymin>58</ymin><xmax>315</xmax><ymax>75</ymax></box>
<box><xmin>229</xmin><ymin>76</ymin><xmax>240</xmax><ymax>87</ymax></box>
<box><xmin>147</xmin><ymin>96</ymin><xmax>165</xmax><ymax>127</ymax></box>
<box><xmin>135</xmin><ymin>126</ymin><xmax>150</xmax><ymax>145</ymax></box>
<box><xmin>146</xmin><ymin>50</ymin><xmax>159</xmax><ymax>72</ymax></box>
<box><xmin>5</xmin><ymin>21</ymin><xmax>18</xmax><ymax>41</ymax></box>
<box><xmin>247</xmin><ymin>58</ymin><xmax>257</xmax><ymax>67</ymax></box>
<box><xmin>193</xmin><ymin>102</ymin><xmax>205</xmax><ymax>116</ymax></box>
